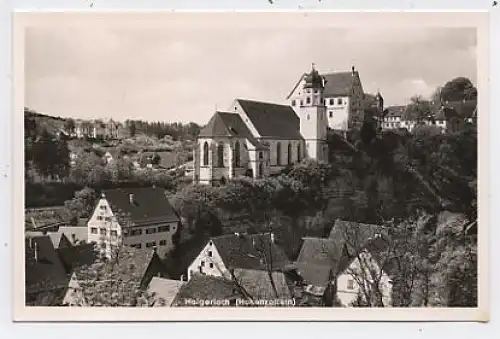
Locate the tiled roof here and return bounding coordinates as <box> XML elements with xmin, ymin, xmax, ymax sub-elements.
<box><xmin>233</xmin><ymin>268</ymin><xmax>293</xmax><ymax>299</ymax></box>
<box><xmin>384</xmin><ymin>105</ymin><xmax>406</xmax><ymax>118</ymax></box>
<box><xmin>211</xmin><ymin>233</ymin><xmax>291</xmax><ymax>271</ymax></box>
<box><xmin>323</xmin><ymin>71</ymin><xmax>360</xmax><ymax>97</ymax></box>
<box><xmin>172</xmin><ymin>274</ymin><xmax>241</xmax><ymax>306</ymax></box>
<box><xmin>236</xmin><ymin>99</ymin><xmax>303</xmax><ymax>140</ymax></box>
<box><xmin>46</xmin><ymin>232</ymin><xmax>70</xmax><ymax>249</ymax></box>
<box><xmin>147</xmin><ymin>277</ymin><xmax>185</xmax><ymax>307</ymax></box>
<box><xmin>198</xmin><ymin>111</ymin><xmax>267</xmax><ymax>149</ymax></box>
<box><xmin>102</xmin><ymin>187</ymin><xmax>180</xmax><ymax>227</ymax></box>
<box><xmin>329</xmin><ymin>219</ymin><xmax>386</xmax><ymax>255</ymax></box>
<box><xmin>293</xmin><ymin>238</ymin><xmax>340</xmax><ymax>287</ymax></box>
<box><xmin>57</xmin><ymin>243</ymin><xmax>98</xmax><ymax>275</ymax></box>
<box><xmin>433</xmin><ymin>100</ymin><xmax>477</xmax><ymax>121</ymax></box>
<box><xmin>25</xmin><ymin>235</ymin><xmax>70</xmax><ymax>305</ymax></box>
<box><xmin>56</xmin><ymin>226</ymin><xmax>88</xmax><ymax>245</ymax></box>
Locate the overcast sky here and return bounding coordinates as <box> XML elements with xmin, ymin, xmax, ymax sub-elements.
<box><xmin>25</xmin><ymin>21</ymin><xmax>476</xmax><ymax>125</ymax></box>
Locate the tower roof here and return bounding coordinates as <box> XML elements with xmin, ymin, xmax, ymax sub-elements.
<box><xmin>303</xmin><ymin>64</ymin><xmax>324</xmax><ymax>89</ymax></box>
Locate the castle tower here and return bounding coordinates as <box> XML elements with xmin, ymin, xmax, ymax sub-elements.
<box><xmin>299</xmin><ymin>64</ymin><xmax>329</xmax><ymax>162</ymax></box>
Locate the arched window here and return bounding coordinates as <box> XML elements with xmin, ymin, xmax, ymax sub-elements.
<box><xmin>234</xmin><ymin>141</ymin><xmax>241</xmax><ymax>167</ymax></box>
<box><xmin>217</xmin><ymin>142</ymin><xmax>224</xmax><ymax>168</ymax></box>
<box><xmin>297</xmin><ymin>143</ymin><xmax>301</xmax><ymax>162</ymax></box>
<box><xmin>203</xmin><ymin>142</ymin><xmax>209</xmax><ymax>166</ymax></box>
<box><xmin>287</xmin><ymin>142</ymin><xmax>292</xmax><ymax>164</ymax></box>
<box><xmin>276</xmin><ymin>142</ymin><xmax>281</xmax><ymax>166</ymax></box>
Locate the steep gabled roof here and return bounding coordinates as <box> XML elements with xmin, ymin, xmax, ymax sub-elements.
<box><xmin>198</xmin><ymin>111</ymin><xmax>267</xmax><ymax>149</ymax></box>
<box><xmin>46</xmin><ymin>232</ymin><xmax>71</xmax><ymax>249</ymax></box>
<box><xmin>232</xmin><ymin>268</ymin><xmax>293</xmax><ymax>299</ymax></box>
<box><xmin>148</xmin><ymin>277</ymin><xmax>185</xmax><ymax>307</ymax></box>
<box><xmin>102</xmin><ymin>187</ymin><xmax>180</xmax><ymax>227</ymax></box>
<box><xmin>236</xmin><ymin>99</ymin><xmax>302</xmax><ymax>140</ymax></box>
<box><xmin>211</xmin><ymin>233</ymin><xmax>291</xmax><ymax>271</ymax></box>
<box><xmin>172</xmin><ymin>274</ymin><xmax>241</xmax><ymax>306</ymax></box>
<box><xmin>56</xmin><ymin>226</ymin><xmax>88</xmax><ymax>245</ymax></box>
<box><xmin>323</xmin><ymin>71</ymin><xmax>360</xmax><ymax>97</ymax></box>
<box><xmin>25</xmin><ymin>235</ymin><xmax>70</xmax><ymax>305</ymax></box>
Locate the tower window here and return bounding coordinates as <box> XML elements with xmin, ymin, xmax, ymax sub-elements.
<box><xmin>203</xmin><ymin>142</ymin><xmax>209</xmax><ymax>166</ymax></box>
<box><xmin>297</xmin><ymin>143</ymin><xmax>301</xmax><ymax>162</ymax></box>
<box><xmin>287</xmin><ymin>142</ymin><xmax>292</xmax><ymax>164</ymax></box>
<box><xmin>306</xmin><ymin>97</ymin><xmax>311</xmax><ymax>105</ymax></box>
<box><xmin>291</xmin><ymin>99</ymin><xmax>296</xmax><ymax>107</ymax></box>
<box><xmin>337</xmin><ymin>98</ymin><xmax>343</xmax><ymax>105</ymax></box>
<box><xmin>259</xmin><ymin>151</ymin><xmax>263</xmax><ymax>160</ymax></box>
<box><xmin>300</xmin><ymin>100</ymin><xmax>304</xmax><ymax>106</ymax></box>
<box><xmin>329</xmin><ymin>98</ymin><xmax>334</xmax><ymax>105</ymax></box>
<box><xmin>329</xmin><ymin>111</ymin><xmax>333</xmax><ymax>118</ymax></box>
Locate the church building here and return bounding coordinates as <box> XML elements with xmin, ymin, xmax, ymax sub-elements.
<box><xmin>193</xmin><ymin>65</ymin><xmax>330</xmax><ymax>185</ymax></box>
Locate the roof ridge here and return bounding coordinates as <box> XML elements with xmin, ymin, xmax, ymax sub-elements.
<box><xmin>236</xmin><ymin>98</ymin><xmax>291</xmax><ymax>108</ymax></box>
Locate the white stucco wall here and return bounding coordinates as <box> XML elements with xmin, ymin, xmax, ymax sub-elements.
<box><xmin>325</xmin><ymin>96</ymin><xmax>350</xmax><ymax>131</ymax></box>
<box><xmin>187</xmin><ymin>240</ymin><xmax>229</xmax><ymax>281</ymax></box>
<box><xmin>87</xmin><ymin>198</ymin><xmax>122</xmax><ymax>258</ymax></box>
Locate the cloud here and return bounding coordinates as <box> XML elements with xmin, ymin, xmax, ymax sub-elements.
<box><xmin>24</xmin><ymin>22</ymin><xmax>477</xmax><ymax>124</ymax></box>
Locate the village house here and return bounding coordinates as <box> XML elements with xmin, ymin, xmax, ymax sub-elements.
<box><xmin>186</xmin><ymin>232</ymin><xmax>290</xmax><ymax>281</ymax></box>
<box><xmin>290</xmin><ymin>220</ymin><xmax>393</xmax><ymax>307</ymax></box>
<box><xmin>287</xmin><ymin>65</ymin><xmax>366</xmax><ymax>132</ymax></box>
<box><xmin>86</xmin><ymin>187</ymin><xmax>181</xmax><ymax>259</ymax></box>
<box><xmin>62</xmin><ymin>247</ymin><xmax>168</xmax><ymax>306</ymax></box>
<box><xmin>193</xmin><ymin>65</ymin><xmax>330</xmax><ymax>185</ymax></box>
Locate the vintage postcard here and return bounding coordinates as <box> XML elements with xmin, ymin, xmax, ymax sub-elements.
<box><xmin>12</xmin><ymin>11</ymin><xmax>488</xmax><ymax>321</ymax></box>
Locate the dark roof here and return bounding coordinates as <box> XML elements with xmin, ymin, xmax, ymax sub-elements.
<box><xmin>236</xmin><ymin>99</ymin><xmax>303</xmax><ymax>140</ymax></box>
<box><xmin>211</xmin><ymin>233</ymin><xmax>291</xmax><ymax>271</ymax></box>
<box><xmin>172</xmin><ymin>274</ymin><xmax>241</xmax><ymax>306</ymax></box>
<box><xmin>102</xmin><ymin>187</ymin><xmax>180</xmax><ymax>227</ymax></box>
<box><xmin>46</xmin><ymin>232</ymin><xmax>70</xmax><ymax>249</ymax></box>
<box><xmin>323</xmin><ymin>71</ymin><xmax>360</xmax><ymax>97</ymax></box>
<box><xmin>329</xmin><ymin>219</ymin><xmax>386</xmax><ymax>255</ymax></box>
<box><xmin>57</xmin><ymin>243</ymin><xmax>98</xmax><ymax>275</ymax></box>
<box><xmin>198</xmin><ymin>112</ymin><xmax>267</xmax><ymax>149</ymax></box>
<box><xmin>232</xmin><ymin>268</ymin><xmax>293</xmax><ymax>299</ymax></box>
<box><xmin>384</xmin><ymin>105</ymin><xmax>406</xmax><ymax>118</ymax></box>
<box><xmin>293</xmin><ymin>238</ymin><xmax>340</xmax><ymax>287</ymax></box>
<box><xmin>25</xmin><ymin>235</ymin><xmax>70</xmax><ymax>305</ymax></box>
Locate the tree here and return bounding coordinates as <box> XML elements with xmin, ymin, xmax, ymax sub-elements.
<box><xmin>64</xmin><ymin>187</ymin><xmax>98</xmax><ymax>223</ymax></box>
<box><xmin>403</xmin><ymin>95</ymin><xmax>432</xmax><ymax>122</ymax></box>
<box><xmin>64</xmin><ymin>118</ymin><xmax>76</xmax><ymax>134</ymax></box>
<box><xmin>440</xmin><ymin>77</ymin><xmax>477</xmax><ymax>102</ymax></box>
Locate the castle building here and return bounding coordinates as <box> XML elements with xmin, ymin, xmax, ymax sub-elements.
<box><xmin>287</xmin><ymin>66</ymin><xmax>366</xmax><ymax>132</ymax></box>
<box><xmin>193</xmin><ymin>65</ymin><xmax>329</xmax><ymax>185</ymax></box>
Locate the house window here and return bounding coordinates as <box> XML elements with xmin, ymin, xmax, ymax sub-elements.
<box><xmin>347</xmin><ymin>279</ymin><xmax>354</xmax><ymax>290</ymax></box>
<box><xmin>276</xmin><ymin>142</ymin><xmax>281</xmax><ymax>166</ymax></box>
<box><xmin>300</xmin><ymin>99</ymin><xmax>303</xmax><ymax>106</ymax></box>
<box><xmin>97</xmin><ymin>216</ymin><xmax>103</xmax><ymax>221</ymax></box>
<box><xmin>297</xmin><ymin>144</ymin><xmax>301</xmax><ymax>162</ymax></box>
<box><xmin>201</xmin><ymin>261</ymin><xmax>205</xmax><ymax>267</ymax></box>
<box><xmin>306</xmin><ymin>97</ymin><xmax>311</xmax><ymax>105</ymax></box>
<box><xmin>146</xmin><ymin>242</ymin><xmax>156</xmax><ymax>248</ymax></box>
<box><xmin>91</xmin><ymin>227</ymin><xmax>98</xmax><ymax>234</ymax></box>
<box><xmin>329</xmin><ymin>111</ymin><xmax>333</xmax><ymax>118</ymax></box>
<box><xmin>291</xmin><ymin>99</ymin><xmax>296</xmax><ymax>106</ymax></box>
<box><xmin>329</xmin><ymin>98</ymin><xmax>334</xmax><ymax>105</ymax></box>
<box><xmin>100</xmin><ymin>205</ymin><xmax>107</xmax><ymax>210</ymax></box>
<box><xmin>234</xmin><ymin>141</ymin><xmax>241</xmax><ymax>167</ymax></box>
<box><xmin>105</xmin><ymin>217</ymin><xmax>111</xmax><ymax>222</ymax></box>
<box><xmin>203</xmin><ymin>142</ymin><xmax>209</xmax><ymax>166</ymax></box>
<box><xmin>217</xmin><ymin>142</ymin><xmax>225</xmax><ymax>168</ymax></box>
<box><xmin>158</xmin><ymin>225</ymin><xmax>170</xmax><ymax>232</ymax></box>
<box><xmin>110</xmin><ymin>230</ymin><xmax>117</xmax><ymax>237</ymax></box>
<box><xmin>209</xmin><ymin>263</ymin><xmax>214</xmax><ymax>269</ymax></box>
<box><xmin>287</xmin><ymin>142</ymin><xmax>292</xmax><ymax>164</ymax></box>
<box><xmin>208</xmin><ymin>250</ymin><xmax>213</xmax><ymax>257</ymax></box>
<box><xmin>100</xmin><ymin>228</ymin><xmax>107</xmax><ymax>235</ymax></box>
<box><xmin>337</xmin><ymin>98</ymin><xmax>342</xmax><ymax>105</ymax></box>
<box><xmin>130</xmin><ymin>229</ymin><xmax>142</xmax><ymax>236</ymax></box>
<box><xmin>159</xmin><ymin>240</ymin><xmax>167</xmax><ymax>246</ymax></box>
<box><xmin>146</xmin><ymin>228</ymin><xmax>157</xmax><ymax>234</ymax></box>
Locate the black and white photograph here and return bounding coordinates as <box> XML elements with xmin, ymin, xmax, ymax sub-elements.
<box><xmin>13</xmin><ymin>11</ymin><xmax>487</xmax><ymax>321</ymax></box>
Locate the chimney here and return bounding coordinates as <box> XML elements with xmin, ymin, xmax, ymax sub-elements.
<box><xmin>129</xmin><ymin>193</ymin><xmax>135</xmax><ymax>205</ymax></box>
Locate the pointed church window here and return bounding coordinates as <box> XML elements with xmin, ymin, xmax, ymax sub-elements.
<box><xmin>297</xmin><ymin>143</ymin><xmax>301</xmax><ymax>162</ymax></box>
<box><xmin>217</xmin><ymin>142</ymin><xmax>225</xmax><ymax>168</ymax></box>
<box><xmin>276</xmin><ymin>142</ymin><xmax>282</xmax><ymax>166</ymax></box>
<box><xmin>287</xmin><ymin>142</ymin><xmax>292</xmax><ymax>164</ymax></box>
<box><xmin>203</xmin><ymin>142</ymin><xmax>209</xmax><ymax>166</ymax></box>
<box><xmin>234</xmin><ymin>141</ymin><xmax>241</xmax><ymax>167</ymax></box>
